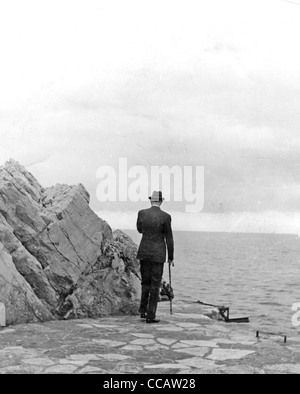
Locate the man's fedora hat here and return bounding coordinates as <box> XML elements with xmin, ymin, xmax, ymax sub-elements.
<box><xmin>149</xmin><ymin>191</ymin><xmax>165</xmax><ymax>202</ymax></box>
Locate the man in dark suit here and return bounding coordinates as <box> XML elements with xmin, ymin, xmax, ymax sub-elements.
<box><xmin>137</xmin><ymin>191</ymin><xmax>174</xmax><ymax>324</ymax></box>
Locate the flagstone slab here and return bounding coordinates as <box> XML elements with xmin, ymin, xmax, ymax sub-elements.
<box><xmin>79</xmin><ymin>366</ymin><xmax>108</xmax><ymax>374</ymax></box>
<box><xmin>208</xmin><ymin>349</ymin><xmax>255</xmax><ymax>361</ymax></box>
<box><xmin>175</xmin><ymin>347</ymin><xmax>210</xmax><ymax>357</ymax></box>
<box><xmin>287</xmin><ymin>345</ymin><xmax>300</xmax><ymax>353</ymax></box>
<box><xmin>68</xmin><ymin>354</ymin><xmax>100</xmax><ymax>362</ymax></box>
<box><xmin>144</xmin><ymin>363</ymin><xmax>191</xmax><ymax>370</ymax></box>
<box><xmin>289</xmin><ymin>337</ymin><xmax>300</xmax><ymax>343</ymax></box>
<box><xmin>92</xmin><ymin>324</ymin><xmax>119</xmax><ymax>329</ymax></box>
<box><xmin>237</xmin><ymin>341</ymin><xmax>257</xmax><ymax>346</ymax></box>
<box><xmin>215</xmin><ymin>338</ymin><xmax>237</xmax><ymax>345</ymax></box>
<box><xmin>44</xmin><ymin>364</ymin><xmax>78</xmax><ymax>374</ymax></box>
<box><xmin>157</xmin><ymin>338</ymin><xmax>178</xmax><ymax>346</ymax></box>
<box><xmin>114</xmin><ymin>364</ymin><xmax>142</xmax><ymax>374</ymax></box>
<box><xmin>0</xmin><ymin>365</ymin><xmax>43</xmax><ymax>374</ymax></box>
<box><xmin>59</xmin><ymin>358</ymin><xmax>88</xmax><ymax>366</ymax></box>
<box><xmin>131</xmin><ymin>333</ymin><xmax>155</xmax><ymax>339</ymax></box>
<box><xmin>91</xmin><ymin>339</ymin><xmax>127</xmax><ymax>347</ymax></box>
<box><xmin>0</xmin><ymin>346</ymin><xmax>41</xmax><ymax>359</ymax></box>
<box><xmin>218</xmin><ymin>365</ymin><xmax>264</xmax><ymax>374</ymax></box>
<box><xmin>228</xmin><ymin>335</ymin><xmax>256</xmax><ymax>346</ymax></box>
<box><xmin>178</xmin><ymin>357</ymin><xmax>219</xmax><ymax>370</ymax></box>
<box><xmin>96</xmin><ymin>353</ymin><xmax>131</xmax><ymax>361</ymax></box>
<box><xmin>130</xmin><ymin>339</ymin><xmax>156</xmax><ymax>346</ymax></box>
<box><xmin>209</xmin><ymin>325</ymin><xmax>231</xmax><ymax>333</ymax></box>
<box><xmin>230</xmin><ymin>335</ymin><xmax>256</xmax><ymax>344</ymax></box>
<box><xmin>176</xmin><ymin>322</ymin><xmax>201</xmax><ymax>328</ymax></box>
<box><xmin>180</xmin><ymin>340</ymin><xmax>219</xmax><ymax>348</ymax></box>
<box><xmin>264</xmin><ymin>364</ymin><xmax>300</xmax><ymax>374</ymax></box>
<box><xmin>155</xmin><ymin>326</ymin><xmax>184</xmax><ymax>332</ymax></box>
<box><xmin>176</xmin><ymin>369</ymin><xmax>215</xmax><ymax>375</ymax></box>
<box><xmin>77</xmin><ymin>324</ymin><xmax>94</xmax><ymax>329</ymax></box>
<box><xmin>174</xmin><ymin>313</ymin><xmax>211</xmax><ymax>320</ymax></box>
<box><xmin>0</xmin><ymin>329</ymin><xmax>16</xmax><ymax>335</ymax></box>
<box><xmin>22</xmin><ymin>358</ymin><xmax>56</xmax><ymax>367</ymax></box>
<box><xmin>121</xmin><ymin>345</ymin><xmax>144</xmax><ymax>351</ymax></box>
<box><xmin>145</xmin><ymin>344</ymin><xmax>169</xmax><ymax>351</ymax></box>
<box><xmin>172</xmin><ymin>343</ymin><xmax>192</xmax><ymax>349</ymax></box>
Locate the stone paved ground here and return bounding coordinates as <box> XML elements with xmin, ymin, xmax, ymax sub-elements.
<box><xmin>0</xmin><ymin>301</ymin><xmax>299</xmax><ymax>374</ymax></box>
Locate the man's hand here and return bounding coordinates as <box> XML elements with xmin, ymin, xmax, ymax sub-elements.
<box><xmin>168</xmin><ymin>260</ymin><xmax>175</xmax><ymax>267</ymax></box>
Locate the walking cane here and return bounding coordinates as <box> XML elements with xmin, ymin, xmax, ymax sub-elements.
<box><xmin>169</xmin><ymin>263</ymin><xmax>173</xmax><ymax>315</ymax></box>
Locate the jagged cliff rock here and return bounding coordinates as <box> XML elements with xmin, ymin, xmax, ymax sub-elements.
<box><xmin>0</xmin><ymin>160</ymin><xmax>140</xmax><ymax>325</ymax></box>
<box><xmin>0</xmin><ymin>243</ymin><xmax>53</xmax><ymax>325</ymax></box>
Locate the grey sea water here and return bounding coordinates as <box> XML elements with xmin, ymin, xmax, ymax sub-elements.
<box><xmin>124</xmin><ymin>230</ymin><xmax>300</xmax><ymax>335</ymax></box>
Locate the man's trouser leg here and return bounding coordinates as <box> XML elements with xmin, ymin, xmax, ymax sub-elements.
<box><xmin>147</xmin><ymin>262</ymin><xmax>164</xmax><ymax>320</ymax></box>
<box><xmin>139</xmin><ymin>261</ymin><xmax>151</xmax><ymax>315</ymax></box>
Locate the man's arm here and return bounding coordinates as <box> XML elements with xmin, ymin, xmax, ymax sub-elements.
<box><xmin>165</xmin><ymin>215</ymin><xmax>174</xmax><ymax>264</ymax></box>
<box><xmin>137</xmin><ymin>211</ymin><xmax>143</xmax><ymax>234</ymax></box>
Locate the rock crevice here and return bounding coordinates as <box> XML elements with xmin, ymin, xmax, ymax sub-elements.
<box><xmin>0</xmin><ymin>159</ymin><xmax>140</xmax><ymax>325</ymax></box>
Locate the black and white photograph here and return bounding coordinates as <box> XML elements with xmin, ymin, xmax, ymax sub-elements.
<box><xmin>0</xmin><ymin>0</ymin><xmax>300</xmax><ymax>377</ymax></box>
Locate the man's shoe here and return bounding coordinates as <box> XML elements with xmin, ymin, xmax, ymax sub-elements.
<box><xmin>146</xmin><ymin>319</ymin><xmax>160</xmax><ymax>324</ymax></box>
<box><xmin>140</xmin><ymin>314</ymin><xmax>147</xmax><ymax>319</ymax></box>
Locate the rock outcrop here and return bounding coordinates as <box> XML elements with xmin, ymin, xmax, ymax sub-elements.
<box><xmin>0</xmin><ymin>160</ymin><xmax>140</xmax><ymax>325</ymax></box>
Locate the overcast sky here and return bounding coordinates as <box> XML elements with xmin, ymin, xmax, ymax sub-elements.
<box><xmin>1</xmin><ymin>0</ymin><xmax>300</xmax><ymax>233</ymax></box>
